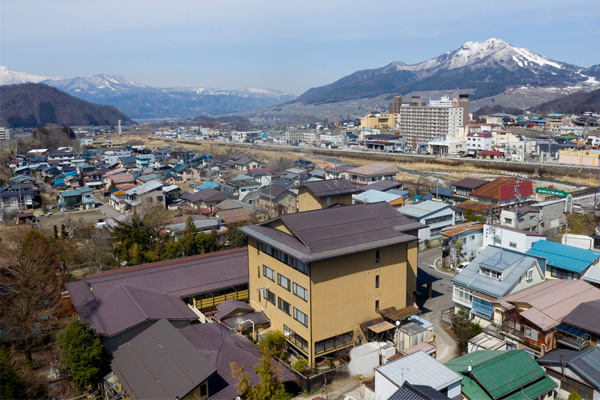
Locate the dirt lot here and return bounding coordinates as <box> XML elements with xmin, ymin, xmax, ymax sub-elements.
<box><xmin>36</xmin><ymin>209</ymin><xmax>106</xmax><ymax>234</ymax></box>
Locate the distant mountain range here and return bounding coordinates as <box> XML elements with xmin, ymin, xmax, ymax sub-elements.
<box><xmin>0</xmin><ymin>83</ymin><xmax>133</xmax><ymax>128</ymax></box>
<box><xmin>290</xmin><ymin>38</ymin><xmax>600</xmax><ymax>110</ymax></box>
<box><xmin>0</xmin><ymin>67</ymin><xmax>296</xmax><ymax>120</ymax></box>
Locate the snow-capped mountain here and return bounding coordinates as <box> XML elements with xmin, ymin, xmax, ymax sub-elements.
<box><xmin>0</xmin><ymin>68</ymin><xmax>296</xmax><ymax>119</ymax></box>
<box><xmin>294</xmin><ymin>38</ymin><xmax>600</xmax><ymax>105</ymax></box>
<box><xmin>0</xmin><ymin>66</ymin><xmax>60</xmax><ymax>85</ymax></box>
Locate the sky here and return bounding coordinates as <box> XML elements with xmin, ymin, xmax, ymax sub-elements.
<box><xmin>1</xmin><ymin>0</ymin><xmax>599</xmax><ymax>94</ymax></box>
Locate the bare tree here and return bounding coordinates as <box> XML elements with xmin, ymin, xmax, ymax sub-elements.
<box><xmin>0</xmin><ymin>228</ymin><xmax>63</xmax><ymax>365</ymax></box>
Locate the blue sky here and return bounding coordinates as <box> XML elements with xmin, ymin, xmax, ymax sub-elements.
<box><xmin>1</xmin><ymin>0</ymin><xmax>599</xmax><ymax>94</ymax></box>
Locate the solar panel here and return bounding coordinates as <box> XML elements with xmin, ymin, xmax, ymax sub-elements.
<box><xmin>556</xmin><ymin>323</ymin><xmax>588</xmax><ymax>338</ymax></box>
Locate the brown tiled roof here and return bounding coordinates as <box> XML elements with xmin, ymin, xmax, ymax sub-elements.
<box><xmin>442</xmin><ymin>222</ymin><xmax>484</xmax><ymax>237</ymax></box>
<box><xmin>470</xmin><ymin>177</ymin><xmax>532</xmax><ymax>201</ymax></box>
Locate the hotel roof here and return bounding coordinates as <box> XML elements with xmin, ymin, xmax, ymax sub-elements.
<box><xmin>241</xmin><ymin>202</ymin><xmax>422</xmax><ymax>262</ymax></box>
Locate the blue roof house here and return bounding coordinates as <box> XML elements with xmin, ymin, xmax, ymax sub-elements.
<box><xmin>452</xmin><ymin>245</ymin><xmax>547</xmax><ymax>326</ymax></box>
<box><xmin>527</xmin><ymin>240</ymin><xmax>600</xmax><ymax>280</ymax></box>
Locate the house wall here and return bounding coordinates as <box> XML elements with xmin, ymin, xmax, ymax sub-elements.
<box><xmin>417</xmin><ymin>209</ymin><xmax>456</xmax><ymax>242</ymax></box>
<box><xmin>183</xmin><ymin>380</ymin><xmax>209</xmax><ymax>400</ymax></box>
<box><xmin>297</xmin><ymin>188</ymin><xmax>353</xmax><ymax>212</ymax></box>
<box><xmin>374</xmin><ymin>371</ymin><xmax>401</xmax><ymax>400</ymax></box>
<box><xmin>139</xmin><ymin>190</ymin><xmax>166</xmax><ymax>209</ymax></box>
<box><xmin>247</xmin><ymin>237</ymin><xmax>417</xmax><ymax>366</ymax></box>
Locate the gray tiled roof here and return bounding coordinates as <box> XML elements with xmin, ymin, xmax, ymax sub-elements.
<box><xmin>452</xmin><ymin>245</ymin><xmax>546</xmax><ymax>298</ymax></box>
<box><xmin>538</xmin><ymin>347</ymin><xmax>600</xmax><ymax>389</ymax></box>
<box><xmin>389</xmin><ymin>382</ymin><xmax>451</xmax><ymax>400</ymax></box>
<box><xmin>302</xmin><ymin>178</ymin><xmax>359</xmax><ymax>197</ymax></box>
<box><xmin>111</xmin><ymin>319</ymin><xmax>216</xmax><ymax>400</ymax></box>
<box><xmin>561</xmin><ymin>300</ymin><xmax>600</xmax><ymax>336</ymax></box>
<box><xmin>214</xmin><ymin>300</ymin><xmax>253</xmax><ymax>320</ymax></box>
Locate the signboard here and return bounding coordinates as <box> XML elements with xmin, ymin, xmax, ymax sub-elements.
<box><xmin>536</xmin><ymin>187</ymin><xmax>568</xmax><ymax>197</ymax></box>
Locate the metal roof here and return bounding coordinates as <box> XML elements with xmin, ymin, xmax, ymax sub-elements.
<box><xmin>214</xmin><ymin>300</ymin><xmax>253</xmax><ymax>320</ymax></box>
<box><xmin>561</xmin><ymin>300</ymin><xmax>600</xmax><ymax>336</ymax></box>
<box><xmin>111</xmin><ymin>319</ymin><xmax>216</xmax><ymax>400</ymax></box>
<box><xmin>527</xmin><ymin>240</ymin><xmax>600</xmax><ymax>274</ymax></box>
<box><xmin>453</xmin><ymin>178</ymin><xmax>488</xmax><ymax>189</ymax></box>
<box><xmin>361</xmin><ymin>179</ymin><xmax>404</xmax><ymax>192</ymax></box>
<box><xmin>353</xmin><ymin>189</ymin><xmax>404</xmax><ymax>204</ymax></box>
<box><xmin>346</xmin><ymin>162</ymin><xmax>398</xmax><ymax>176</ymax></box>
<box><xmin>398</xmin><ymin>201</ymin><xmax>452</xmax><ymax>219</ymax></box>
<box><xmin>538</xmin><ymin>347</ymin><xmax>600</xmax><ymax>389</ymax></box>
<box><xmin>376</xmin><ymin>351</ymin><xmax>462</xmax><ymax>391</ymax></box>
<box><xmin>388</xmin><ymin>382</ymin><xmax>451</xmax><ymax>400</ymax></box>
<box><xmin>302</xmin><ymin>178</ymin><xmax>359</xmax><ymax>197</ymax></box>
<box><xmin>125</xmin><ymin>180</ymin><xmax>163</xmax><ymax>196</ymax></box>
<box><xmin>179</xmin><ymin>322</ymin><xmax>296</xmax><ymax>399</ymax></box>
<box><xmin>241</xmin><ymin>202</ymin><xmax>421</xmax><ymax>263</ymax></box>
<box><xmin>452</xmin><ymin>246</ymin><xmax>546</xmax><ymax>298</ymax></box>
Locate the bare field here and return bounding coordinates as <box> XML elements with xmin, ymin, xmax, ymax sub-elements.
<box><xmin>138</xmin><ymin>136</ymin><xmax>597</xmax><ymax>188</ymax></box>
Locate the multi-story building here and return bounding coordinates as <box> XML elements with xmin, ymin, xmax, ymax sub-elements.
<box><xmin>398</xmin><ymin>200</ymin><xmax>456</xmax><ymax>243</ymax></box>
<box><xmin>240</xmin><ymin>202</ymin><xmax>423</xmax><ymax>366</ymax></box>
<box><xmin>0</xmin><ymin>127</ymin><xmax>12</xmax><ymax>141</ymax></box>
<box><xmin>466</xmin><ymin>131</ymin><xmax>493</xmax><ymax>152</ymax></box>
<box><xmin>361</xmin><ymin>114</ymin><xmax>397</xmax><ymax>130</ymax></box>
<box><xmin>394</xmin><ymin>94</ymin><xmax>469</xmax><ymax>150</ymax></box>
<box><xmin>344</xmin><ymin>162</ymin><xmax>398</xmax><ymax>185</ymax></box>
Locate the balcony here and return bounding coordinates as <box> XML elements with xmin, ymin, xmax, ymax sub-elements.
<box><xmin>555</xmin><ymin>324</ymin><xmax>589</xmax><ymax>350</ymax></box>
<box><xmin>500</xmin><ymin>322</ymin><xmax>524</xmax><ymax>339</ymax></box>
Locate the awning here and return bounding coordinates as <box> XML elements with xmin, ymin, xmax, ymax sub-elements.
<box><xmin>367</xmin><ymin>321</ymin><xmax>396</xmax><ymax>334</ymax></box>
<box><xmin>379</xmin><ymin>306</ymin><xmax>420</xmax><ymax>322</ymax></box>
<box><xmin>555</xmin><ymin>323</ymin><xmax>588</xmax><ymax>338</ymax></box>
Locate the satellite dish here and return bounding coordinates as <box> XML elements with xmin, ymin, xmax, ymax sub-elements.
<box><xmin>395</xmin><ymin>320</ymin><xmax>401</xmax><ymax>327</ymax></box>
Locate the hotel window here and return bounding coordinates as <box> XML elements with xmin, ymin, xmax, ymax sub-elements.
<box><xmin>257</xmin><ymin>266</ymin><xmax>260</xmax><ymax>278</ymax></box>
<box><xmin>277</xmin><ymin>251</ymin><xmax>290</xmax><ymax>265</ymax></box>
<box><xmin>293</xmin><ymin>308</ymin><xmax>308</xmax><ymax>327</ymax></box>
<box><xmin>376</xmin><ymin>250</ymin><xmax>380</xmax><ymax>263</ymax></box>
<box><xmin>263</xmin><ymin>265</ymin><xmax>275</xmax><ymax>281</ymax></box>
<box><xmin>375</xmin><ymin>275</ymin><xmax>380</xmax><ymax>289</ymax></box>
<box><xmin>292</xmin><ymin>258</ymin><xmax>308</xmax><ymax>275</ymax></box>
<box><xmin>375</xmin><ymin>300</ymin><xmax>379</xmax><ymax>312</ymax></box>
<box><xmin>262</xmin><ymin>243</ymin><xmax>275</xmax><ymax>257</ymax></box>
<box><xmin>263</xmin><ymin>289</ymin><xmax>276</xmax><ymax>305</ymax></box>
<box><xmin>278</xmin><ymin>297</ymin><xmax>291</xmax><ymax>315</ymax></box>
<box><xmin>277</xmin><ymin>274</ymin><xmax>291</xmax><ymax>291</ymax></box>
<box><xmin>293</xmin><ymin>283</ymin><xmax>308</xmax><ymax>301</ymax></box>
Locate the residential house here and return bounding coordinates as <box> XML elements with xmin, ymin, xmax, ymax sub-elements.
<box><xmin>240</xmin><ymin>202</ymin><xmax>424</xmax><ymax>366</ymax></box>
<box><xmin>0</xmin><ymin>188</ymin><xmax>36</xmax><ymax>213</ymax></box>
<box><xmin>221</xmin><ymin>179</ymin><xmax>262</xmax><ymax>201</ymax></box>
<box><xmin>135</xmin><ymin>154</ymin><xmax>155</xmax><ymax>169</ymax></box>
<box><xmin>493</xmin><ymin>280</ymin><xmax>600</xmax><ymax>357</ymax></box>
<box><xmin>106</xmin><ymin>319</ymin><xmax>216</xmax><ymax>400</ymax></box>
<box><xmin>452</xmin><ymin>245</ymin><xmax>547</xmax><ymax>326</ymax></box>
<box><xmin>214</xmin><ymin>199</ymin><xmax>255</xmax><ymax>225</ymax></box>
<box><xmin>501</xmin><ymin>205</ymin><xmax>540</xmax><ymax>231</ymax></box>
<box><xmin>469</xmin><ymin>177</ymin><xmax>533</xmax><ymax>206</ymax></box>
<box><xmin>297</xmin><ymin>178</ymin><xmax>359</xmax><ymax>212</ymax></box>
<box><xmin>124</xmin><ymin>180</ymin><xmax>165</xmax><ymax>211</ymax></box>
<box><xmin>47</xmin><ymin>150</ymin><xmax>74</xmax><ymax>164</ymax></box>
<box><xmin>398</xmin><ymin>200</ymin><xmax>455</xmax><ymax>243</ymax></box>
<box><xmin>482</xmin><ymin>224</ymin><xmax>545</xmax><ymax>253</ymax></box>
<box><xmin>526</xmin><ymin>240</ymin><xmax>600</xmax><ymax>280</ymax></box>
<box><xmin>106</xmin><ymin>173</ymin><xmax>135</xmax><ymax>189</ymax></box>
<box><xmin>109</xmin><ymin>190</ymin><xmax>128</xmax><ymax>213</ymax></box>
<box><xmin>454</xmin><ymin>200</ymin><xmax>495</xmax><ymax>222</ymax></box>
<box><xmin>561</xmin><ymin>300</ymin><xmax>600</xmax><ymax>348</ymax></box>
<box><xmin>444</xmin><ymin>350</ymin><xmax>556</xmax><ymax>400</ymax></box>
<box><xmin>360</xmin><ymin>180</ymin><xmax>404</xmax><ymax>192</ymax></box>
<box><xmin>345</xmin><ymin>163</ymin><xmax>398</xmax><ymax>185</ymax></box>
<box><xmin>180</xmin><ymin>189</ymin><xmax>227</xmax><ymax>212</ymax></box>
<box><xmin>247</xmin><ymin>168</ymin><xmax>272</xmax><ymax>187</ymax></box>
<box><xmin>57</xmin><ymin>188</ymin><xmax>95</xmax><ymax>211</ymax></box>
<box><xmin>441</xmin><ymin>222</ymin><xmax>484</xmax><ymax>268</ymax></box>
<box><xmin>232</xmin><ymin>156</ymin><xmax>261</xmax><ymax>171</ymax></box>
<box><xmin>538</xmin><ymin>347</ymin><xmax>600</xmax><ymax>400</ymax></box>
<box><xmin>353</xmin><ymin>189</ymin><xmax>406</xmax><ymax>207</ymax></box>
<box><xmin>324</xmin><ymin>164</ymin><xmax>356</xmax><ymax>179</ymax></box>
<box><xmin>374</xmin><ymin>351</ymin><xmax>462</xmax><ymax>400</ymax></box>
<box><xmin>118</xmin><ymin>155</ymin><xmax>137</xmax><ymax>169</ymax></box>
<box><xmin>255</xmin><ymin>185</ymin><xmax>297</xmax><ymax>217</ymax></box>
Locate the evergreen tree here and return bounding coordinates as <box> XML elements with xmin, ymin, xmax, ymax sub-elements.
<box><xmin>231</xmin><ymin>348</ymin><xmax>291</xmax><ymax>400</ymax></box>
<box><xmin>0</xmin><ymin>346</ymin><xmax>26</xmax><ymax>399</ymax></box>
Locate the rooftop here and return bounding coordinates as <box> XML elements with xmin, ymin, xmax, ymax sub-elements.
<box><xmin>470</xmin><ymin>177</ymin><xmax>533</xmax><ymax>202</ymax></box>
<box><xmin>538</xmin><ymin>347</ymin><xmax>600</xmax><ymax>390</ymax></box>
<box><xmin>526</xmin><ymin>240</ymin><xmax>600</xmax><ymax>274</ymax></box>
<box><xmin>302</xmin><ymin>178</ymin><xmax>359</xmax><ymax>197</ymax></box>
<box><xmin>361</xmin><ymin>179</ymin><xmax>404</xmax><ymax>192</ymax></box>
<box><xmin>241</xmin><ymin>202</ymin><xmax>422</xmax><ymax>263</ymax></box>
<box><xmin>561</xmin><ymin>300</ymin><xmax>600</xmax><ymax>336</ymax></box>
<box><xmin>398</xmin><ymin>200</ymin><xmax>452</xmax><ymax>219</ymax></box>
<box><xmin>346</xmin><ymin>162</ymin><xmax>398</xmax><ymax>177</ymax></box>
<box><xmin>441</xmin><ymin>222</ymin><xmax>484</xmax><ymax>238</ymax></box>
<box><xmin>111</xmin><ymin>319</ymin><xmax>216</xmax><ymax>400</ymax></box>
<box><xmin>353</xmin><ymin>189</ymin><xmax>405</xmax><ymax>204</ymax></box>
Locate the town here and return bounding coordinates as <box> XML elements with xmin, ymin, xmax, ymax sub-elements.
<box><xmin>1</xmin><ymin>100</ymin><xmax>600</xmax><ymax>400</ymax></box>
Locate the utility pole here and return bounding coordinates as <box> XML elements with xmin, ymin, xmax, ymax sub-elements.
<box><xmin>514</xmin><ymin>177</ymin><xmax>522</xmax><ymax>230</ymax></box>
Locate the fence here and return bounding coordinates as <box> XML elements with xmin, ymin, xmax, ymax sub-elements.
<box><xmin>441</xmin><ymin>307</ymin><xmax>454</xmax><ymax>325</ymax></box>
<box><xmin>276</xmin><ymin>357</ymin><xmax>350</xmax><ymax>393</ymax></box>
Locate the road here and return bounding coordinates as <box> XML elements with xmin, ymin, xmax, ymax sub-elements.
<box><xmin>93</xmin><ymin>192</ymin><xmax>123</xmax><ymax>219</ymax></box>
<box><xmin>417</xmin><ymin>247</ymin><xmax>458</xmax><ymax>362</ymax></box>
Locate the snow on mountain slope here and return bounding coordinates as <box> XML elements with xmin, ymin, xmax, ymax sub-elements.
<box><xmin>0</xmin><ymin>66</ymin><xmax>60</xmax><ymax>85</ymax></box>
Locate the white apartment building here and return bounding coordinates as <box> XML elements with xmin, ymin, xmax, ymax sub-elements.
<box><xmin>492</xmin><ymin>131</ymin><xmax>520</xmax><ymax>148</ymax></box>
<box><xmin>396</xmin><ymin>106</ymin><xmax>464</xmax><ymax>149</ymax></box>
<box><xmin>0</xmin><ymin>127</ymin><xmax>13</xmax><ymax>141</ymax></box>
<box><xmin>285</xmin><ymin>130</ymin><xmax>306</xmax><ymax>145</ymax></box>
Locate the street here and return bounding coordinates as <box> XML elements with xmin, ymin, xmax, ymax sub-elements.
<box><xmin>417</xmin><ymin>247</ymin><xmax>458</xmax><ymax>362</ymax></box>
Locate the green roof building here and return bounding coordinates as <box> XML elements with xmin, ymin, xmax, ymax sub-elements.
<box><xmin>445</xmin><ymin>350</ymin><xmax>556</xmax><ymax>400</ymax></box>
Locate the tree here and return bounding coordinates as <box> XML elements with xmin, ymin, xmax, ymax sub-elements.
<box><xmin>225</xmin><ymin>223</ymin><xmax>248</xmax><ymax>249</ymax></box>
<box><xmin>231</xmin><ymin>348</ymin><xmax>291</xmax><ymax>400</ymax></box>
<box><xmin>463</xmin><ymin>208</ymin><xmax>485</xmax><ymax>223</ymax></box>
<box><xmin>258</xmin><ymin>330</ymin><xmax>287</xmax><ymax>359</ymax></box>
<box><xmin>0</xmin><ymin>346</ymin><xmax>26</xmax><ymax>399</ymax></box>
<box><xmin>292</xmin><ymin>359</ymin><xmax>308</xmax><ymax>374</ymax></box>
<box><xmin>450</xmin><ymin>308</ymin><xmax>483</xmax><ymax>353</ymax></box>
<box><xmin>57</xmin><ymin>320</ymin><xmax>109</xmax><ymax>388</ymax></box>
<box><xmin>568</xmin><ymin>392</ymin><xmax>583</xmax><ymax>400</ymax></box>
<box><xmin>0</xmin><ymin>228</ymin><xmax>62</xmax><ymax>364</ymax></box>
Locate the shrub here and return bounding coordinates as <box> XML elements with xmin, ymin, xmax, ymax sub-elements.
<box><xmin>292</xmin><ymin>359</ymin><xmax>309</xmax><ymax>374</ymax></box>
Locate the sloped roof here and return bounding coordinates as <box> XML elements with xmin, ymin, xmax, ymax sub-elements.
<box><xmin>376</xmin><ymin>351</ymin><xmax>461</xmax><ymax>391</ymax></box>
<box><xmin>217</xmin><ymin>207</ymin><xmax>252</xmax><ymax>225</ymax></box>
<box><xmin>441</xmin><ymin>222</ymin><xmax>484</xmax><ymax>238</ymax></box>
<box><xmin>109</xmin><ymin>173</ymin><xmax>135</xmax><ymax>184</ymax></box>
<box><xmin>362</xmin><ymin>179</ymin><xmax>404</xmax><ymax>192</ymax></box>
<box><xmin>302</xmin><ymin>178</ymin><xmax>359</xmax><ymax>197</ymax></box>
<box><xmin>452</xmin><ymin>246</ymin><xmax>546</xmax><ymax>298</ymax></box>
<box><xmin>470</xmin><ymin>177</ymin><xmax>533</xmax><ymax>201</ymax></box>
<box><xmin>494</xmin><ymin>280</ymin><xmax>600</xmax><ymax>330</ymax></box>
<box><xmin>67</xmin><ymin>248</ymin><xmax>248</xmax><ymax>302</ymax></box>
<box><xmin>353</xmin><ymin>189</ymin><xmax>404</xmax><ymax>204</ymax></box>
<box><xmin>111</xmin><ymin>319</ymin><xmax>216</xmax><ymax>400</ymax></box>
<box><xmin>526</xmin><ymin>240</ymin><xmax>600</xmax><ymax>274</ymax></box>
<box><xmin>179</xmin><ymin>322</ymin><xmax>295</xmax><ymax>399</ymax></box>
<box><xmin>181</xmin><ymin>188</ymin><xmax>226</xmax><ymax>204</ymax></box>
<box><xmin>346</xmin><ymin>162</ymin><xmax>398</xmax><ymax>176</ymax></box>
<box><xmin>538</xmin><ymin>347</ymin><xmax>600</xmax><ymax>389</ymax></box>
<box><xmin>388</xmin><ymin>382</ymin><xmax>451</xmax><ymax>400</ymax></box>
<box><xmin>241</xmin><ymin>202</ymin><xmax>422</xmax><ymax>262</ymax></box>
<box><xmin>125</xmin><ymin>180</ymin><xmax>163</xmax><ymax>196</ymax></box>
<box><xmin>561</xmin><ymin>300</ymin><xmax>600</xmax><ymax>336</ymax></box>
<box><xmin>398</xmin><ymin>200</ymin><xmax>452</xmax><ymax>219</ymax></box>
<box><xmin>214</xmin><ymin>300</ymin><xmax>253</xmax><ymax>320</ymax></box>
